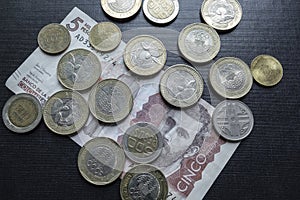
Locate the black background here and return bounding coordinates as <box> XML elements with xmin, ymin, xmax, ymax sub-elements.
<box><xmin>0</xmin><ymin>0</ymin><xmax>299</xmax><ymax>199</ymax></box>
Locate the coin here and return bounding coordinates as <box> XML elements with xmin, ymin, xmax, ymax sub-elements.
<box><xmin>123</xmin><ymin>122</ymin><xmax>163</xmax><ymax>164</ymax></box>
<box><xmin>89</xmin><ymin>22</ymin><xmax>122</xmax><ymax>52</ymax></box>
<box><xmin>2</xmin><ymin>93</ymin><xmax>42</xmax><ymax>133</ymax></box>
<box><xmin>101</xmin><ymin>0</ymin><xmax>142</xmax><ymax>19</ymax></box>
<box><xmin>43</xmin><ymin>90</ymin><xmax>89</xmax><ymax>135</ymax></box>
<box><xmin>78</xmin><ymin>137</ymin><xmax>125</xmax><ymax>185</ymax></box>
<box><xmin>37</xmin><ymin>23</ymin><xmax>71</xmax><ymax>54</ymax></box>
<box><xmin>120</xmin><ymin>164</ymin><xmax>168</xmax><ymax>200</ymax></box>
<box><xmin>124</xmin><ymin>35</ymin><xmax>167</xmax><ymax>76</ymax></box>
<box><xmin>160</xmin><ymin>64</ymin><xmax>204</xmax><ymax>108</ymax></box>
<box><xmin>88</xmin><ymin>79</ymin><xmax>133</xmax><ymax>123</ymax></box>
<box><xmin>201</xmin><ymin>0</ymin><xmax>243</xmax><ymax>31</ymax></box>
<box><xmin>212</xmin><ymin>100</ymin><xmax>254</xmax><ymax>141</ymax></box>
<box><xmin>178</xmin><ymin>23</ymin><xmax>221</xmax><ymax>63</ymax></box>
<box><xmin>57</xmin><ymin>49</ymin><xmax>102</xmax><ymax>91</ymax></box>
<box><xmin>209</xmin><ymin>57</ymin><xmax>253</xmax><ymax>99</ymax></box>
<box><xmin>143</xmin><ymin>0</ymin><xmax>179</xmax><ymax>24</ymax></box>
<box><xmin>251</xmin><ymin>55</ymin><xmax>283</xmax><ymax>87</ymax></box>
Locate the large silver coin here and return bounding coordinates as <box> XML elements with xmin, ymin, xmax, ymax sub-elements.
<box><xmin>101</xmin><ymin>0</ymin><xmax>142</xmax><ymax>19</ymax></box>
<box><xmin>178</xmin><ymin>23</ymin><xmax>221</xmax><ymax>63</ymax></box>
<box><xmin>37</xmin><ymin>23</ymin><xmax>71</xmax><ymax>54</ymax></box>
<box><xmin>212</xmin><ymin>100</ymin><xmax>254</xmax><ymax>141</ymax></box>
<box><xmin>143</xmin><ymin>0</ymin><xmax>179</xmax><ymax>24</ymax></box>
<box><xmin>120</xmin><ymin>164</ymin><xmax>168</xmax><ymax>200</ymax></box>
<box><xmin>2</xmin><ymin>93</ymin><xmax>42</xmax><ymax>133</ymax></box>
<box><xmin>201</xmin><ymin>0</ymin><xmax>243</xmax><ymax>30</ymax></box>
<box><xmin>160</xmin><ymin>64</ymin><xmax>204</xmax><ymax>108</ymax></box>
<box><xmin>89</xmin><ymin>79</ymin><xmax>133</xmax><ymax>123</ymax></box>
<box><xmin>124</xmin><ymin>35</ymin><xmax>167</xmax><ymax>76</ymax></box>
<box><xmin>57</xmin><ymin>49</ymin><xmax>102</xmax><ymax>91</ymax></box>
<box><xmin>209</xmin><ymin>57</ymin><xmax>253</xmax><ymax>99</ymax></box>
<box><xmin>123</xmin><ymin>122</ymin><xmax>163</xmax><ymax>164</ymax></box>
<box><xmin>43</xmin><ymin>90</ymin><xmax>89</xmax><ymax>135</ymax></box>
<box><xmin>78</xmin><ymin>137</ymin><xmax>125</xmax><ymax>185</ymax></box>
<box><xmin>89</xmin><ymin>22</ymin><xmax>122</xmax><ymax>52</ymax></box>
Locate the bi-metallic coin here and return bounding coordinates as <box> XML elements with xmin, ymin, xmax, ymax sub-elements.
<box><xmin>101</xmin><ymin>0</ymin><xmax>142</xmax><ymax>19</ymax></box>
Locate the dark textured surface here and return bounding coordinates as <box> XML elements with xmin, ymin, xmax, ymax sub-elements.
<box><xmin>0</xmin><ymin>0</ymin><xmax>299</xmax><ymax>199</ymax></box>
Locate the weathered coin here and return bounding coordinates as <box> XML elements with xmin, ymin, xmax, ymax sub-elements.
<box><xmin>88</xmin><ymin>79</ymin><xmax>133</xmax><ymax>123</ymax></box>
<box><xmin>78</xmin><ymin>137</ymin><xmax>125</xmax><ymax>185</ymax></box>
<box><xmin>143</xmin><ymin>0</ymin><xmax>179</xmax><ymax>24</ymax></box>
<box><xmin>209</xmin><ymin>57</ymin><xmax>253</xmax><ymax>99</ymax></box>
<box><xmin>43</xmin><ymin>90</ymin><xmax>89</xmax><ymax>135</ymax></box>
<box><xmin>212</xmin><ymin>100</ymin><xmax>254</xmax><ymax>141</ymax></box>
<box><xmin>123</xmin><ymin>122</ymin><xmax>163</xmax><ymax>164</ymax></box>
<box><xmin>37</xmin><ymin>23</ymin><xmax>71</xmax><ymax>54</ymax></box>
<box><xmin>160</xmin><ymin>64</ymin><xmax>204</xmax><ymax>108</ymax></box>
<box><xmin>120</xmin><ymin>164</ymin><xmax>168</xmax><ymax>200</ymax></box>
<box><xmin>251</xmin><ymin>55</ymin><xmax>283</xmax><ymax>87</ymax></box>
<box><xmin>201</xmin><ymin>0</ymin><xmax>243</xmax><ymax>31</ymax></box>
<box><xmin>57</xmin><ymin>49</ymin><xmax>102</xmax><ymax>91</ymax></box>
<box><xmin>2</xmin><ymin>93</ymin><xmax>42</xmax><ymax>133</ymax></box>
<box><xmin>124</xmin><ymin>35</ymin><xmax>167</xmax><ymax>76</ymax></box>
<box><xmin>178</xmin><ymin>23</ymin><xmax>221</xmax><ymax>63</ymax></box>
<box><xmin>101</xmin><ymin>0</ymin><xmax>142</xmax><ymax>19</ymax></box>
<box><xmin>89</xmin><ymin>22</ymin><xmax>122</xmax><ymax>52</ymax></box>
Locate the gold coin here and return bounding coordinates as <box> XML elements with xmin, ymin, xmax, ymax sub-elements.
<box><xmin>251</xmin><ymin>55</ymin><xmax>283</xmax><ymax>86</ymax></box>
<box><xmin>101</xmin><ymin>0</ymin><xmax>142</xmax><ymax>19</ymax></box>
<box><xmin>89</xmin><ymin>22</ymin><xmax>122</xmax><ymax>52</ymax></box>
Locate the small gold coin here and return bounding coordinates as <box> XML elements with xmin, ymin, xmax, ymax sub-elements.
<box><xmin>89</xmin><ymin>22</ymin><xmax>122</xmax><ymax>52</ymax></box>
<box><xmin>251</xmin><ymin>55</ymin><xmax>283</xmax><ymax>86</ymax></box>
<box><xmin>101</xmin><ymin>0</ymin><xmax>142</xmax><ymax>19</ymax></box>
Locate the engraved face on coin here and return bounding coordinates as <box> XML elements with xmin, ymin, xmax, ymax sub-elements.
<box><xmin>89</xmin><ymin>79</ymin><xmax>133</xmax><ymax>123</ymax></box>
<box><xmin>143</xmin><ymin>0</ymin><xmax>179</xmax><ymax>24</ymax></box>
<box><xmin>160</xmin><ymin>64</ymin><xmax>204</xmax><ymax>108</ymax></box>
<box><xmin>251</xmin><ymin>55</ymin><xmax>283</xmax><ymax>87</ymax></box>
<box><xmin>123</xmin><ymin>122</ymin><xmax>163</xmax><ymax>164</ymax></box>
<box><xmin>2</xmin><ymin>93</ymin><xmax>42</xmax><ymax>133</ymax></box>
<box><xmin>201</xmin><ymin>0</ymin><xmax>243</xmax><ymax>30</ymax></box>
<box><xmin>212</xmin><ymin>100</ymin><xmax>254</xmax><ymax>141</ymax></box>
<box><xmin>101</xmin><ymin>0</ymin><xmax>142</xmax><ymax>19</ymax></box>
<box><xmin>209</xmin><ymin>57</ymin><xmax>253</xmax><ymax>99</ymax></box>
<box><xmin>178</xmin><ymin>23</ymin><xmax>221</xmax><ymax>63</ymax></box>
<box><xmin>37</xmin><ymin>23</ymin><xmax>71</xmax><ymax>54</ymax></box>
<box><xmin>78</xmin><ymin>137</ymin><xmax>125</xmax><ymax>185</ymax></box>
<box><xmin>57</xmin><ymin>49</ymin><xmax>102</xmax><ymax>91</ymax></box>
<box><xmin>89</xmin><ymin>22</ymin><xmax>122</xmax><ymax>52</ymax></box>
<box><xmin>120</xmin><ymin>164</ymin><xmax>168</xmax><ymax>200</ymax></box>
<box><xmin>43</xmin><ymin>90</ymin><xmax>89</xmax><ymax>135</ymax></box>
<box><xmin>124</xmin><ymin>35</ymin><xmax>167</xmax><ymax>76</ymax></box>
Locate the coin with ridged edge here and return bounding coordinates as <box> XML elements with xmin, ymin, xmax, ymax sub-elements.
<box><xmin>78</xmin><ymin>137</ymin><xmax>125</xmax><ymax>185</ymax></box>
<box><xmin>43</xmin><ymin>90</ymin><xmax>89</xmax><ymax>135</ymax></box>
<box><xmin>101</xmin><ymin>0</ymin><xmax>142</xmax><ymax>19</ymax></box>
<box><xmin>212</xmin><ymin>100</ymin><xmax>254</xmax><ymax>141</ymax></box>
<box><xmin>88</xmin><ymin>79</ymin><xmax>133</xmax><ymax>123</ymax></box>
<box><xmin>120</xmin><ymin>164</ymin><xmax>168</xmax><ymax>200</ymax></box>
<box><xmin>38</xmin><ymin>23</ymin><xmax>71</xmax><ymax>54</ymax></box>
<box><xmin>160</xmin><ymin>64</ymin><xmax>204</xmax><ymax>108</ymax></box>
<box><xmin>57</xmin><ymin>48</ymin><xmax>102</xmax><ymax>91</ymax></box>
<box><xmin>2</xmin><ymin>93</ymin><xmax>42</xmax><ymax>133</ymax></box>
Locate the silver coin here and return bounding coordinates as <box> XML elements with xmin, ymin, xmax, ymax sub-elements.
<box><xmin>120</xmin><ymin>164</ymin><xmax>168</xmax><ymax>200</ymax></box>
<box><xmin>143</xmin><ymin>0</ymin><xmax>179</xmax><ymax>24</ymax></box>
<box><xmin>201</xmin><ymin>0</ymin><xmax>243</xmax><ymax>30</ymax></box>
<box><xmin>160</xmin><ymin>64</ymin><xmax>204</xmax><ymax>108</ymax></box>
<box><xmin>209</xmin><ymin>57</ymin><xmax>253</xmax><ymax>99</ymax></box>
<box><xmin>178</xmin><ymin>23</ymin><xmax>221</xmax><ymax>63</ymax></box>
<box><xmin>123</xmin><ymin>122</ymin><xmax>163</xmax><ymax>164</ymax></box>
<box><xmin>43</xmin><ymin>90</ymin><xmax>89</xmax><ymax>135</ymax></box>
<box><xmin>124</xmin><ymin>35</ymin><xmax>167</xmax><ymax>76</ymax></box>
<box><xmin>57</xmin><ymin>48</ymin><xmax>102</xmax><ymax>91</ymax></box>
<box><xmin>101</xmin><ymin>0</ymin><xmax>142</xmax><ymax>19</ymax></box>
<box><xmin>2</xmin><ymin>93</ymin><xmax>42</xmax><ymax>133</ymax></box>
<box><xmin>212</xmin><ymin>100</ymin><xmax>254</xmax><ymax>141</ymax></box>
<box><xmin>88</xmin><ymin>79</ymin><xmax>133</xmax><ymax>123</ymax></box>
<box><xmin>78</xmin><ymin>137</ymin><xmax>125</xmax><ymax>185</ymax></box>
